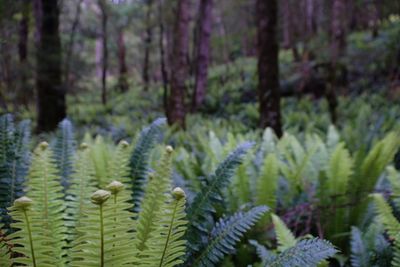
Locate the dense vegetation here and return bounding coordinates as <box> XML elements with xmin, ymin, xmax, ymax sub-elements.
<box><xmin>1</xmin><ymin>0</ymin><xmax>400</xmax><ymax>266</ymax></box>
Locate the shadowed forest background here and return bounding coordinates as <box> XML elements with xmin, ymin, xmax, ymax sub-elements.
<box><xmin>1</xmin><ymin>0</ymin><xmax>400</xmax><ymax>266</ymax></box>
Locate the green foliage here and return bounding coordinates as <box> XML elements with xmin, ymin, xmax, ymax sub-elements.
<box><xmin>267</xmin><ymin>238</ymin><xmax>337</xmax><ymax>267</ymax></box>
<box><xmin>52</xmin><ymin>119</ymin><xmax>75</xmax><ymax>191</ymax></box>
<box><xmin>271</xmin><ymin>214</ymin><xmax>297</xmax><ymax>253</ymax></box>
<box><xmin>191</xmin><ymin>206</ymin><xmax>268</xmax><ymax>267</ymax></box>
<box><xmin>129</xmin><ymin>118</ymin><xmax>166</xmax><ymax>212</ymax></box>
<box><xmin>0</xmin><ymin>114</ymin><xmax>30</xmax><ymax>229</ymax></box>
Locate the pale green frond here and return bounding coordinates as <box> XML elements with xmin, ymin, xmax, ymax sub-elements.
<box><xmin>271</xmin><ymin>214</ymin><xmax>297</xmax><ymax>252</ymax></box>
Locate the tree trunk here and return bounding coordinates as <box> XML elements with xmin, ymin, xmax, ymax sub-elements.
<box><xmin>36</xmin><ymin>0</ymin><xmax>65</xmax><ymax>132</ymax></box>
<box><xmin>192</xmin><ymin>0</ymin><xmax>213</xmax><ymax>111</ymax></box>
<box><xmin>98</xmin><ymin>0</ymin><xmax>108</xmax><ymax>105</ymax></box>
<box><xmin>142</xmin><ymin>0</ymin><xmax>153</xmax><ymax>91</ymax></box>
<box><xmin>331</xmin><ymin>0</ymin><xmax>346</xmax><ymax>66</ymax></box>
<box><xmin>167</xmin><ymin>0</ymin><xmax>190</xmax><ymax>128</ymax></box>
<box><xmin>18</xmin><ymin>0</ymin><xmax>31</xmax><ymax>107</ymax></box>
<box><xmin>117</xmin><ymin>28</ymin><xmax>129</xmax><ymax>92</ymax></box>
<box><xmin>256</xmin><ymin>0</ymin><xmax>282</xmax><ymax>137</ymax></box>
<box><xmin>158</xmin><ymin>0</ymin><xmax>169</xmax><ymax>113</ymax></box>
<box><xmin>64</xmin><ymin>0</ymin><xmax>84</xmax><ymax>90</ymax></box>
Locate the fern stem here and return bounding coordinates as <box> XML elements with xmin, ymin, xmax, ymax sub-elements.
<box><xmin>100</xmin><ymin>203</ymin><xmax>105</xmax><ymax>267</ymax></box>
<box><xmin>159</xmin><ymin>200</ymin><xmax>179</xmax><ymax>267</ymax></box>
<box><xmin>23</xmin><ymin>209</ymin><xmax>37</xmax><ymax>267</ymax></box>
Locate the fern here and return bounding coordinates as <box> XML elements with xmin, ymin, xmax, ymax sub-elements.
<box><xmin>271</xmin><ymin>214</ymin><xmax>297</xmax><ymax>252</ymax></box>
<box><xmin>90</xmin><ymin>135</ymin><xmax>112</xmax><ymax>187</ymax></box>
<box><xmin>135</xmin><ymin>146</ymin><xmax>173</xmax><ymax>255</ymax></box>
<box><xmin>268</xmin><ymin>238</ymin><xmax>337</xmax><ymax>267</ymax></box>
<box><xmin>130</xmin><ymin>118</ymin><xmax>166</xmax><ymax>211</ymax></box>
<box><xmin>70</xmin><ymin>185</ymin><xmax>136</xmax><ymax>266</ymax></box>
<box><xmin>186</xmin><ymin>142</ymin><xmax>253</xmax><ymax>255</ymax></box>
<box><xmin>107</xmin><ymin>140</ymin><xmax>132</xmax><ymax>186</ymax></box>
<box><xmin>387</xmin><ymin>167</ymin><xmax>400</xmax><ymax>210</ymax></box>
<box><xmin>256</xmin><ymin>153</ymin><xmax>279</xmax><ymax>211</ymax></box>
<box><xmin>52</xmin><ymin>118</ymin><xmax>75</xmax><ymax>191</ymax></box>
<box><xmin>0</xmin><ymin>224</ymin><xmax>11</xmax><ymax>266</ymax></box>
<box><xmin>0</xmin><ymin>114</ymin><xmax>30</xmax><ymax>230</ymax></box>
<box><xmin>350</xmin><ymin>227</ymin><xmax>369</xmax><ymax>267</ymax></box>
<box><xmin>139</xmin><ymin>187</ymin><xmax>188</xmax><ymax>267</ymax></box>
<box><xmin>191</xmin><ymin>206</ymin><xmax>268</xmax><ymax>267</ymax></box>
<box><xmin>65</xmin><ymin>143</ymin><xmax>97</xmax><ymax>242</ymax></box>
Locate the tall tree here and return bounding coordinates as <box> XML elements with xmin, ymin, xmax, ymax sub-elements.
<box><xmin>117</xmin><ymin>27</ymin><xmax>129</xmax><ymax>92</ymax></box>
<box><xmin>192</xmin><ymin>0</ymin><xmax>213</xmax><ymax>111</ymax></box>
<box><xmin>256</xmin><ymin>0</ymin><xmax>282</xmax><ymax>137</ymax></box>
<box><xmin>142</xmin><ymin>0</ymin><xmax>154</xmax><ymax>91</ymax></box>
<box><xmin>331</xmin><ymin>0</ymin><xmax>346</xmax><ymax>66</ymax></box>
<box><xmin>167</xmin><ymin>0</ymin><xmax>190</xmax><ymax>128</ymax></box>
<box><xmin>98</xmin><ymin>0</ymin><xmax>108</xmax><ymax>105</ymax></box>
<box><xmin>36</xmin><ymin>0</ymin><xmax>65</xmax><ymax>132</ymax></box>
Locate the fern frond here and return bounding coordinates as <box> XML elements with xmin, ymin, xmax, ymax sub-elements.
<box><xmin>90</xmin><ymin>136</ymin><xmax>112</xmax><ymax>187</ymax></box>
<box><xmin>249</xmin><ymin>239</ymin><xmax>275</xmax><ymax>266</ymax></box>
<box><xmin>0</xmin><ymin>224</ymin><xmax>11</xmax><ymax>267</ymax></box>
<box><xmin>192</xmin><ymin>205</ymin><xmax>268</xmax><ymax>267</ymax></box>
<box><xmin>371</xmin><ymin>193</ymin><xmax>400</xmax><ymax>238</ymax></box>
<box><xmin>130</xmin><ymin>118</ymin><xmax>166</xmax><ymax>212</ymax></box>
<box><xmin>271</xmin><ymin>214</ymin><xmax>297</xmax><ymax>252</ymax></box>
<box><xmin>65</xmin><ymin>143</ymin><xmax>97</xmax><ymax>242</ymax></box>
<box><xmin>52</xmin><ymin>118</ymin><xmax>75</xmax><ymax>191</ymax></box>
<box><xmin>387</xmin><ymin>167</ymin><xmax>400</xmax><ymax>210</ymax></box>
<box><xmin>139</xmin><ymin>187</ymin><xmax>187</xmax><ymax>267</ymax></box>
<box><xmin>350</xmin><ymin>227</ymin><xmax>369</xmax><ymax>267</ymax></box>
<box><xmin>135</xmin><ymin>146</ymin><xmax>173</xmax><ymax>255</ymax></box>
<box><xmin>70</xmin><ymin>186</ymin><xmax>136</xmax><ymax>266</ymax></box>
<box><xmin>22</xmin><ymin>142</ymin><xmax>67</xmax><ymax>265</ymax></box>
<box><xmin>268</xmin><ymin>238</ymin><xmax>337</xmax><ymax>267</ymax></box>
<box><xmin>186</xmin><ymin>142</ymin><xmax>253</xmax><ymax>255</ymax></box>
<box><xmin>256</xmin><ymin>153</ymin><xmax>279</xmax><ymax>210</ymax></box>
<box><xmin>0</xmin><ymin>115</ymin><xmax>30</xmax><ymax>230</ymax></box>
<box><xmin>107</xmin><ymin>140</ymin><xmax>131</xmax><ymax>186</ymax></box>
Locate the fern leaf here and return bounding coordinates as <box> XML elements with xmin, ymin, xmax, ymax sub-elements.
<box><xmin>52</xmin><ymin>118</ymin><xmax>75</xmax><ymax>191</ymax></box>
<box><xmin>271</xmin><ymin>214</ymin><xmax>297</xmax><ymax>252</ymax></box>
<box><xmin>107</xmin><ymin>140</ymin><xmax>131</xmax><ymax>186</ymax></box>
<box><xmin>130</xmin><ymin>118</ymin><xmax>166</xmax><ymax>211</ymax></box>
<box><xmin>268</xmin><ymin>238</ymin><xmax>337</xmax><ymax>267</ymax></box>
<box><xmin>387</xmin><ymin>167</ymin><xmax>400</xmax><ymax>210</ymax></box>
<box><xmin>371</xmin><ymin>193</ymin><xmax>400</xmax><ymax>238</ymax></box>
<box><xmin>350</xmin><ymin>227</ymin><xmax>369</xmax><ymax>267</ymax></box>
<box><xmin>249</xmin><ymin>239</ymin><xmax>275</xmax><ymax>266</ymax></box>
<box><xmin>186</xmin><ymin>142</ymin><xmax>253</xmax><ymax>255</ymax></box>
<box><xmin>135</xmin><ymin>146</ymin><xmax>173</xmax><ymax>255</ymax></box>
<box><xmin>0</xmin><ymin>224</ymin><xmax>11</xmax><ymax>267</ymax></box>
<box><xmin>256</xmin><ymin>153</ymin><xmax>279</xmax><ymax>210</ymax></box>
<box><xmin>139</xmin><ymin>187</ymin><xmax>187</xmax><ymax>267</ymax></box>
<box><xmin>90</xmin><ymin>135</ymin><xmax>112</xmax><ymax>187</ymax></box>
<box><xmin>192</xmin><ymin>205</ymin><xmax>268</xmax><ymax>267</ymax></box>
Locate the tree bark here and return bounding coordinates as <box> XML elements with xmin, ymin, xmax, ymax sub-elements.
<box><xmin>256</xmin><ymin>0</ymin><xmax>282</xmax><ymax>137</ymax></box>
<box><xmin>18</xmin><ymin>0</ymin><xmax>31</xmax><ymax>107</ymax></box>
<box><xmin>331</xmin><ymin>0</ymin><xmax>346</xmax><ymax>66</ymax></box>
<box><xmin>142</xmin><ymin>0</ymin><xmax>153</xmax><ymax>91</ymax></box>
<box><xmin>192</xmin><ymin>0</ymin><xmax>213</xmax><ymax>111</ymax></box>
<box><xmin>167</xmin><ymin>0</ymin><xmax>190</xmax><ymax>128</ymax></box>
<box><xmin>36</xmin><ymin>0</ymin><xmax>65</xmax><ymax>132</ymax></box>
<box><xmin>157</xmin><ymin>0</ymin><xmax>169</xmax><ymax>113</ymax></box>
<box><xmin>117</xmin><ymin>28</ymin><xmax>129</xmax><ymax>92</ymax></box>
<box><xmin>64</xmin><ymin>0</ymin><xmax>84</xmax><ymax>90</ymax></box>
<box><xmin>98</xmin><ymin>0</ymin><xmax>108</xmax><ymax>105</ymax></box>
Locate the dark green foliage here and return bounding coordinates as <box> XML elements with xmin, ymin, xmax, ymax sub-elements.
<box><xmin>52</xmin><ymin>118</ymin><xmax>75</xmax><ymax>191</ymax></box>
<box><xmin>267</xmin><ymin>238</ymin><xmax>337</xmax><ymax>267</ymax></box>
<box><xmin>129</xmin><ymin>118</ymin><xmax>166</xmax><ymax>212</ymax></box>
<box><xmin>191</xmin><ymin>206</ymin><xmax>268</xmax><ymax>267</ymax></box>
<box><xmin>0</xmin><ymin>114</ymin><xmax>30</xmax><ymax>230</ymax></box>
<box><xmin>186</xmin><ymin>142</ymin><xmax>254</xmax><ymax>256</ymax></box>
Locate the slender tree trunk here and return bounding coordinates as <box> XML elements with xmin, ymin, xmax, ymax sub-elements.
<box><xmin>33</xmin><ymin>0</ymin><xmax>42</xmax><ymax>45</ymax></box>
<box><xmin>158</xmin><ymin>0</ymin><xmax>169</xmax><ymax>113</ymax></box>
<box><xmin>36</xmin><ymin>0</ymin><xmax>65</xmax><ymax>132</ymax></box>
<box><xmin>192</xmin><ymin>0</ymin><xmax>213</xmax><ymax>111</ymax></box>
<box><xmin>142</xmin><ymin>0</ymin><xmax>153</xmax><ymax>91</ymax></box>
<box><xmin>331</xmin><ymin>0</ymin><xmax>346</xmax><ymax>66</ymax></box>
<box><xmin>167</xmin><ymin>0</ymin><xmax>190</xmax><ymax>128</ymax></box>
<box><xmin>64</xmin><ymin>0</ymin><xmax>84</xmax><ymax>90</ymax></box>
<box><xmin>117</xmin><ymin>28</ymin><xmax>129</xmax><ymax>92</ymax></box>
<box><xmin>98</xmin><ymin>0</ymin><xmax>108</xmax><ymax>105</ymax></box>
<box><xmin>18</xmin><ymin>0</ymin><xmax>31</xmax><ymax>107</ymax></box>
<box><xmin>256</xmin><ymin>0</ymin><xmax>282</xmax><ymax>137</ymax></box>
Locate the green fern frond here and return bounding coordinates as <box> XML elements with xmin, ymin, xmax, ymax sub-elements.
<box><xmin>249</xmin><ymin>239</ymin><xmax>275</xmax><ymax>266</ymax></box>
<box><xmin>0</xmin><ymin>115</ymin><xmax>30</xmax><ymax>229</ymax></box>
<box><xmin>186</xmin><ymin>142</ymin><xmax>253</xmax><ymax>255</ymax></box>
<box><xmin>65</xmin><ymin>143</ymin><xmax>97</xmax><ymax>242</ymax></box>
<box><xmin>107</xmin><ymin>140</ymin><xmax>132</xmax><ymax>186</ymax></box>
<box><xmin>90</xmin><ymin>136</ymin><xmax>112</xmax><ymax>187</ymax></box>
<box><xmin>371</xmin><ymin>193</ymin><xmax>400</xmax><ymax>238</ymax></box>
<box><xmin>135</xmin><ymin>146</ymin><xmax>173</xmax><ymax>254</ymax></box>
<box><xmin>192</xmin><ymin>205</ymin><xmax>268</xmax><ymax>267</ymax></box>
<box><xmin>350</xmin><ymin>227</ymin><xmax>369</xmax><ymax>267</ymax></box>
<box><xmin>256</xmin><ymin>153</ymin><xmax>279</xmax><ymax>210</ymax></box>
<box><xmin>8</xmin><ymin>196</ymin><xmax>63</xmax><ymax>266</ymax></box>
<box><xmin>387</xmin><ymin>167</ymin><xmax>400</xmax><ymax>210</ymax></box>
<box><xmin>268</xmin><ymin>238</ymin><xmax>337</xmax><ymax>267</ymax></box>
<box><xmin>52</xmin><ymin>118</ymin><xmax>75</xmax><ymax>191</ymax></box>
<box><xmin>130</xmin><ymin>118</ymin><xmax>166</xmax><ymax>211</ymax></box>
<box><xmin>0</xmin><ymin>224</ymin><xmax>11</xmax><ymax>267</ymax></box>
<box><xmin>70</xmin><ymin>185</ymin><xmax>136</xmax><ymax>266</ymax></box>
<box><xmin>24</xmin><ymin>142</ymin><xmax>67</xmax><ymax>265</ymax></box>
<box><xmin>139</xmin><ymin>187</ymin><xmax>187</xmax><ymax>267</ymax></box>
<box><xmin>271</xmin><ymin>214</ymin><xmax>297</xmax><ymax>252</ymax></box>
